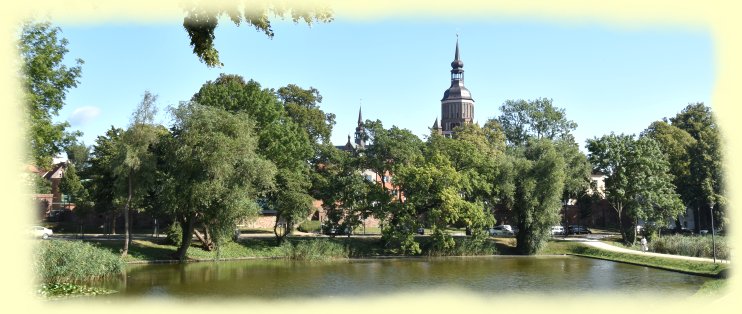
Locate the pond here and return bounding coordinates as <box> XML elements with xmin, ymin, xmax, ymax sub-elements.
<box><xmin>95</xmin><ymin>256</ymin><xmax>710</xmax><ymax>299</ymax></box>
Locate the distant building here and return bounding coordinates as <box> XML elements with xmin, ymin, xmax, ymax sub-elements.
<box><xmin>433</xmin><ymin>37</ymin><xmax>475</xmax><ymax>137</ymax></box>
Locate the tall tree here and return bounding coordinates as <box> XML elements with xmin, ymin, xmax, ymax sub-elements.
<box><xmin>183</xmin><ymin>2</ymin><xmax>333</xmax><ymax>67</ymax></box>
<box><xmin>642</xmin><ymin>120</ymin><xmax>696</xmax><ymax>229</ymax></box>
<box><xmin>86</xmin><ymin>127</ymin><xmax>125</xmax><ymax>234</ymax></box>
<box><xmin>19</xmin><ymin>22</ymin><xmax>83</xmax><ymax>167</ymax></box>
<box><xmin>670</xmin><ymin>103</ymin><xmax>725</xmax><ymax>231</ymax></box>
<box><xmin>114</xmin><ymin>91</ymin><xmax>161</xmax><ymax>256</ymax></box>
<box><xmin>192</xmin><ymin>74</ymin><xmax>322</xmax><ymax>241</ymax></box>
<box><xmin>495</xmin><ymin>99</ymin><xmax>589</xmax><ymax>228</ymax></box>
<box><xmin>511</xmin><ymin>139</ymin><xmax>565</xmax><ymax>254</ymax></box>
<box><xmin>361</xmin><ymin>120</ymin><xmax>424</xmax><ymax>253</ymax></box>
<box><xmin>164</xmin><ymin>103</ymin><xmax>276</xmax><ymax>261</ymax></box>
<box><xmin>587</xmin><ymin>134</ymin><xmax>683</xmax><ymax>243</ymax></box>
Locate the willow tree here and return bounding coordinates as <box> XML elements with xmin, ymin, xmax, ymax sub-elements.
<box><xmin>183</xmin><ymin>2</ymin><xmax>333</xmax><ymax>67</ymax></box>
<box><xmin>511</xmin><ymin>139</ymin><xmax>565</xmax><ymax>255</ymax></box>
<box><xmin>165</xmin><ymin>103</ymin><xmax>275</xmax><ymax>261</ymax></box>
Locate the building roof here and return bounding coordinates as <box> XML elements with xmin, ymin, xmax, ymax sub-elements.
<box><xmin>442</xmin><ymin>81</ymin><xmax>473</xmax><ymax>101</ymax></box>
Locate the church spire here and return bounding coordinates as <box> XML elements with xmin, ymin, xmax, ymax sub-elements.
<box><xmin>354</xmin><ymin>106</ymin><xmax>366</xmax><ymax>150</ymax></box>
<box><xmin>450</xmin><ymin>35</ymin><xmax>464</xmax><ymax>79</ymax></box>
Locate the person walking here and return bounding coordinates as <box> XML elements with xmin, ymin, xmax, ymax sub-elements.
<box><xmin>640</xmin><ymin>236</ymin><xmax>648</xmax><ymax>252</ymax></box>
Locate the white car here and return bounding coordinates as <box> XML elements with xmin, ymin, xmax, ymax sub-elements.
<box><xmin>489</xmin><ymin>225</ymin><xmax>514</xmax><ymax>236</ymax></box>
<box><xmin>551</xmin><ymin>226</ymin><xmax>565</xmax><ymax>235</ymax></box>
<box><xmin>31</xmin><ymin>226</ymin><xmax>53</xmax><ymax>239</ymax></box>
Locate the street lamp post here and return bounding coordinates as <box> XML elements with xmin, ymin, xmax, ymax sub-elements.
<box><xmin>709</xmin><ymin>202</ymin><xmax>717</xmax><ymax>263</ymax></box>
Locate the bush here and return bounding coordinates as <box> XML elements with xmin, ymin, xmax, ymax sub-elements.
<box><xmin>165</xmin><ymin>222</ymin><xmax>182</xmax><ymax>246</ymax></box>
<box><xmin>650</xmin><ymin>235</ymin><xmax>730</xmax><ymax>260</ymax></box>
<box><xmin>283</xmin><ymin>239</ymin><xmax>348</xmax><ymax>261</ymax></box>
<box><xmin>34</xmin><ymin>240</ymin><xmax>125</xmax><ymax>283</ymax></box>
<box><xmin>297</xmin><ymin>220</ymin><xmax>321</xmax><ymax>233</ymax></box>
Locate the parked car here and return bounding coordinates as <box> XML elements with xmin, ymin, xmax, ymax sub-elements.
<box><xmin>489</xmin><ymin>225</ymin><xmax>514</xmax><ymax>236</ymax></box>
<box><xmin>551</xmin><ymin>226</ymin><xmax>565</xmax><ymax>236</ymax></box>
<box><xmin>30</xmin><ymin>226</ymin><xmax>53</xmax><ymax>239</ymax></box>
<box><xmin>417</xmin><ymin>227</ymin><xmax>425</xmax><ymax>235</ymax></box>
<box><xmin>568</xmin><ymin>225</ymin><xmax>592</xmax><ymax>235</ymax></box>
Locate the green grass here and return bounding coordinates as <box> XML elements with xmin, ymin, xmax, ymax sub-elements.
<box><xmin>693</xmin><ymin>279</ymin><xmax>728</xmax><ymax>297</ymax></box>
<box><xmin>34</xmin><ymin>239</ymin><xmax>125</xmax><ymax>282</ymax></box>
<box><xmin>542</xmin><ymin>240</ymin><xmax>728</xmax><ymax>277</ymax></box>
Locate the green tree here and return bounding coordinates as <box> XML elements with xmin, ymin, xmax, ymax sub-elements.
<box><xmin>58</xmin><ymin>163</ymin><xmax>86</xmax><ymax>211</ymax></box>
<box><xmin>65</xmin><ymin>141</ymin><xmax>90</xmax><ymax>172</ymax></box>
<box><xmin>361</xmin><ymin>120</ymin><xmax>424</xmax><ymax>253</ymax></box>
<box><xmin>19</xmin><ymin>21</ymin><xmax>83</xmax><ymax>167</ymax></box>
<box><xmin>192</xmin><ymin>74</ymin><xmax>322</xmax><ymax>242</ymax></box>
<box><xmin>670</xmin><ymin>103</ymin><xmax>725</xmax><ymax>231</ymax></box>
<box><xmin>86</xmin><ymin>127</ymin><xmax>125</xmax><ymax>234</ymax></box>
<box><xmin>642</xmin><ymin>120</ymin><xmax>696</xmax><ymax>230</ymax></box>
<box><xmin>311</xmin><ymin>144</ymin><xmax>373</xmax><ymax>236</ymax></box>
<box><xmin>183</xmin><ymin>2</ymin><xmax>333</xmax><ymax>67</ymax></box>
<box><xmin>494</xmin><ymin>99</ymin><xmax>589</xmax><ymax>228</ymax></box>
<box><xmin>587</xmin><ymin>134</ymin><xmax>684</xmax><ymax>243</ymax></box>
<box><xmin>495</xmin><ymin>98</ymin><xmax>577</xmax><ymax>146</ymax></box>
<box><xmin>114</xmin><ymin>91</ymin><xmax>161</xmax><ymax>256</ymax></box>
<box><xmin>277</xmin><ymin>84</ymin><xmax>336</xmax><ymax>145</ymax></box>
<box><xmin>164</xmin><ymin>103</ymin><xmax>276</xmax><ymax>261</ymax></box>
<box><xmin>511</xmin><ymin>139</ymin><xmax>565</xmax><ymax>254</ymax></box>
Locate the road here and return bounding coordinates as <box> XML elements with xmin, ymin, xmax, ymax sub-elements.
<box><xmin>560</xmin><ymin>236</ymin><xmax>730</xmax><ymax>263</ymax></box>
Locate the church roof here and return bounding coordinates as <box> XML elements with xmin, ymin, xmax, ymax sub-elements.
<box><xmin>442</xmin><ymin>81</ymin><xmax>473</xmax><ymax>101</ymax></box>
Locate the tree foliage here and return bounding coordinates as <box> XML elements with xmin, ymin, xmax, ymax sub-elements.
<box><xmin>114</xmin><ymin>91</ymin><xmax>162</xmax><ymax>256</ymax></box>
<box><xmin>669</xmin><ymin>103</ymin><xmax>725</xmax><ymax>230</ymax></box>
<box><xmin>86</xmin><ymin>127</ymin><xmax>125</xmax><ymax>232</ymax></box>
<box><xmin>587</xmin><ymin>133</ymin><xmax>683</xmax><ymax>243</ymax></box>
<box><xmin>496</xmin><ymin>98</ymin><xmax>577</xmax><ymax>146</ymax></box>
<box><xmin>19</xmin><ymin>21</ymin><xmax>83</xmax><ymax>167</ymax></box>
<box><xmin>511</xmin><ymin>139</ymin><xmax>565</xmax><ymax>254</ymax></box>
<box><xmin>191</xmin><ymin>74</ymin><xmax>334</xmax><ymax>241</ymax></box>
<box><xmin>183</xmin><ymin>1</ymin><xmax>333</xmax><ymax>67</ymax></box>
<box><xmin>163</xmin><ymin>103</ymin><xmax>276</xmax><ymax>260</ymax></box>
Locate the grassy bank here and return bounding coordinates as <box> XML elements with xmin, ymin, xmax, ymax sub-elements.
<box><xmin>541</xmin><ymin>240</ymin><xmax>728</xmax><ymax>277</ymax></box>
<box><xmin>84</xmin><ymin>234</ymin><xmax>510</xmax><ymax>263</ymax></box>
<box><xmin>33</xmin><ymin>240</ymin><xmax>126</xmax><ymax>299</ymax></box>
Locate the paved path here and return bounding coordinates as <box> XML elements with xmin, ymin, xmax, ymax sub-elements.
<box><xmin>560</xmin><ymin>237</ymin><xmax>730</xmax><ymax>264</ymax></box>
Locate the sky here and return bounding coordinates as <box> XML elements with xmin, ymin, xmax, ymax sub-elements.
<box><xmin>53</xmin><ymin>16</ymin><xmax>714</xmax><ymax>154</ymax></box>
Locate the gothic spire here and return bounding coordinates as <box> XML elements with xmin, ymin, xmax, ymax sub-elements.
<box><xmin>357</xmin><ymin>106</ymin><xmax>363</xmax><ymax>125</ymax></box>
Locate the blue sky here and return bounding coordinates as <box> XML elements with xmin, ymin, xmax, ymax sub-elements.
<box><xmin>55</xmin><ymin>16</ymin><xmax>714</xmax><ymax>153</ymax></box>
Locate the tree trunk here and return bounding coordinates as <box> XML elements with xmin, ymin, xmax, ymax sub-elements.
<box><xmin>616</xmin><ymin>204</ymin><xmax>626</xmax><ymax>243</ymax></box>
<box><xmin>111</xmin><ymin>214</ymin><xmax>117</xmax><ymax>235</ymax></box>
<box><xmin>193</xmin><ymin>227</ymin><xmax>214</xmax><ymax>251</ymax></box>
<box><xmin>122</xmin><ymin>172</ymin><xmax>132</xmax><ymax>257</ymax></box>
<box><xmin>174</xmin><ymin>214</ymin><xmax>196</xmax><ymax>261</ymax></box>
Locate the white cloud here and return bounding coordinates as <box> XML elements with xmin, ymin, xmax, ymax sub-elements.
<box><xmin>68</xmin><ymin>106</ymin><xmax>101</xmax><ymax>125</ymax></box>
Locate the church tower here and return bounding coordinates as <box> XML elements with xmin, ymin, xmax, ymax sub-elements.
<box><xmin>439</xmin><ymin>36</ymin><xmax>474</xmax><ymax>137</ymax></box>
<box><xmin>354</xmin><ymin>107</ymin><xmax>366</xmax><ymax>150</ymax></box>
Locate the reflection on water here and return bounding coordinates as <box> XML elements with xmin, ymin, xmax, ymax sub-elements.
<box><xmin>96</xmin><ymin>256</ymin><xmax>709</xmax><ymax>299</ymax></box>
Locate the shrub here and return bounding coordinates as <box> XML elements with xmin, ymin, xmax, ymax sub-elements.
<box><xmin>297</xmin><ymin>220</ymin><xmax>321</xmax><ymax>233</ymax></box>
<box><xmin>650</xmin><ymin>235</ymin><xmax>730</xmax><ymax>260</ymax></box>
<box><xmin>283</xmin><ymin>239</ymin><xmax>348</xmax><ymax>261</ymax></box>
<box><xmin>165</xmin><ymin>222</ymin><xmax>182</xmax><ymax>246</ymax></box>
<box><xmin>34</xmin><ymin>240</ymin><xmax>125</xmax><ymax>283</ymax></box>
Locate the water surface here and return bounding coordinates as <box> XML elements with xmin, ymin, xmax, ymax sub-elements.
<box><xmin>97</xmin><ymin>256</ymin><xmax>709</xmax><ymax>299</ymax></box>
